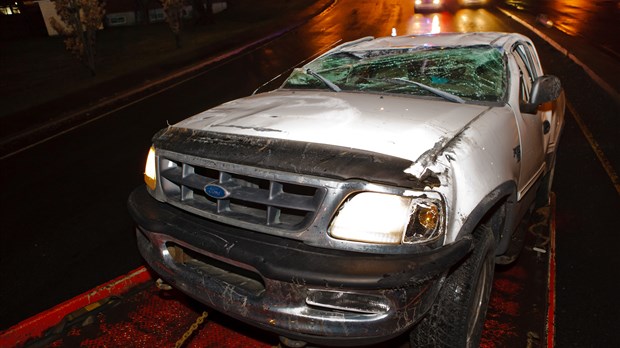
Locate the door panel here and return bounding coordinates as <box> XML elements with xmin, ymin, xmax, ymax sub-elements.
<box><xmin>512</xmin><ymin>43</ymin><xmax>546</xmax><ymax>199</ymax></box>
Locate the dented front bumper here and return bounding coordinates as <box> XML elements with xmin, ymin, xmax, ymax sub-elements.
<box><xmin>128</xmin><ymin>186</ymin><xmax>472</xmax><ymax>346</ymax></box>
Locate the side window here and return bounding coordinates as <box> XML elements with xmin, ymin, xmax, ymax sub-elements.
<box><xmin>512</xmin><ymin>44</ymin><xmax>538</xmax><ymax>107</ymax></box>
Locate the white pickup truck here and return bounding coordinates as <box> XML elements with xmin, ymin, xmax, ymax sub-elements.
<box><xmin>128</xmin><ymin>32</ymin><xmax>564</xmax><ymax>347</ymax></box>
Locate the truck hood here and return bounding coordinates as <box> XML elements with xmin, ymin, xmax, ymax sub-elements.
<box><xmin>175</xmin><ymin>91</ymin><xmax>492</xmax><ymax>163</ymax></box>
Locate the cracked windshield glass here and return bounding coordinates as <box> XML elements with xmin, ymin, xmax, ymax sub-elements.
<box><xmin>284</xmin><ymin>46</ymin><xmax>506</xmax><ymax>103</ymax></box>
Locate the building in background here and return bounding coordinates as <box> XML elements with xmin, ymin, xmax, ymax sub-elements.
<box><xmin>0</xmin><ymin>0</ymin><xmax>228</xmax><ymax>38</ymax></box>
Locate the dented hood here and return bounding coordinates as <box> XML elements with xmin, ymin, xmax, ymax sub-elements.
<box><xmin>175</xmin><ymin>90</ymin><xmax>491</xmax><ymax>163</ymax></box>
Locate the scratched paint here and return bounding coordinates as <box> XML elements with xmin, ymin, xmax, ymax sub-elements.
<box><xmin>9</xmin><ymin>204</ymin><xmax>554</xmax><ymax>348</ymax></box>
<box><xmin>176</xmin><ymin>91</ymin><xmax>488</xmax><ymax>165</ymax></box>
<box><xmin>34</xmin><ymin>246</ymin><xmax>549</xmax><ymax>348</ymax></box>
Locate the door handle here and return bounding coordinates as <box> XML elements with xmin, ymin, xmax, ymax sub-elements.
<box><xmin>543</xmin><ymin>120</ymin><xmax>551</xmax><ymax>134</ymax></box>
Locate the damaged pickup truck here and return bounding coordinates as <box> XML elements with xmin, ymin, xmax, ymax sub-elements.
<box><xmin>128</xmin><ymin>32</ymin><xmax>564</xmax><ymax>347</ymax></box>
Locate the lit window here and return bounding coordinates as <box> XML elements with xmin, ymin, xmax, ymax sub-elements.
<box><xmin>0</xmin><ymin>3</ymin><xmax>21</xmax><ymax>15</ymax></box>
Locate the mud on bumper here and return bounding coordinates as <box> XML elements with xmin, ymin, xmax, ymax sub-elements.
<box><xmin>128</xmin><ymin>186</ymin><xmax>472</xmax><ymax>346</ymax></box>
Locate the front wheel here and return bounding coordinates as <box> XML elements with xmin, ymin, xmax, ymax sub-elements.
<box><xmin>410</xmin><ymin>224</ymin><xmax>495</xmax><ymax>347</ymax></box>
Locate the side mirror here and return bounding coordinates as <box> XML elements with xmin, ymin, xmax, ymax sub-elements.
<box><xmin>530</xmin><ymin>75</ymin><xmax>562</xmax><ymax>104</ymax></box>
<box><xmin>521</xmin><ymin>75</ymin><xmax>562</xmax><ymax>113</ymax></box>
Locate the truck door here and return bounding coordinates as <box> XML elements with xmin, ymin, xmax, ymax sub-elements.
<box><xmin>511</xmin><ymin>42</ymin><xmax>546</xmax><ymax>199</ymax></box>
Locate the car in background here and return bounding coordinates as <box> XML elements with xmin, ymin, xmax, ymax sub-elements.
<box><xmin>129</xmin><ymin>32</ymin><xmax>565</xmax><ymax>348</ymax></box>
<box><xmin>414</xmin><ymin>0</ymin><xmax>445</xmax><ymax>12</ymax></box>
<box><xmin>458</xmin><ymin>0</ymin><xmax>491</xmax><ymax>8</ymax></box>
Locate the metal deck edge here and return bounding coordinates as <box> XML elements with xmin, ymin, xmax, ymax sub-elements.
<box><xmin>0</xmin><ymin>266</ymin><xmax>152</xmax><ymax>347</ymax></box>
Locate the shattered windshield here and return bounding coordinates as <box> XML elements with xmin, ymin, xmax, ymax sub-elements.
<box><xmin>283</xmin><ymin>46</ymin><xmax>506</xmax><ymax>103</ymax></box>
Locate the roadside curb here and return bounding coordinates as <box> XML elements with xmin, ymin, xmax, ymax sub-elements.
<box><xmin>497</xmin><ymin>6</ymin><xmax>620</xmax><ymax>195</ymax></box>
<box><xmin>497</xmin><ymin>7</ymin><xmax>620</xmax><ymax>106</ymax></box>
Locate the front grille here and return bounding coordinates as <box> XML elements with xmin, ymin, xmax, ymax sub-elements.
<box><xmin>158</xmin><ymin>154</ymin><xmax>326</xmax><ymax>231</ymax></box>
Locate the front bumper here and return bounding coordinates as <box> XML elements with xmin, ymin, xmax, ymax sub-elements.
<box><xmin>128</xmin><ymin>186</ymin><xmax>472</xmax><ymax>346</ymax></box>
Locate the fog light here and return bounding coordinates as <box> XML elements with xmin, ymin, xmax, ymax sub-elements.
<box><xmin>306</xmin><ymin>290</ymin><xmax>390</xmax><ymax>314</ymax></box>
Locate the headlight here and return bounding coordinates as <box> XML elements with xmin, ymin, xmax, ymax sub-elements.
<box><xmin>329</xmin><ymin>192</ymin><xmax>443</xmax><ymax>245</ymax></box>
<box><xmin>144</xmin><ymin>146</ymin><xmax>157</xmax><ymax>191</ymax></box>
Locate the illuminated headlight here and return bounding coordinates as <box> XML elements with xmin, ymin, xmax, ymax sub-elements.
<box><xmin>329</xmin><ymin>192</ymin><xmax>443</xmax><ymax>245</ymax></box>
<box><xmin>144</xmin><ymin>146</ymin><xmax>157</xmax><ymax>191</ymax></box>
<box><xmin>433</xmin><ymin>0</ymin><xmax>441</xmax><ymax>4</ymax></box>
<box><xmin>415</xmin><ymin>0</ymin><xmax>422</xmax><ymax>4</ymax></box>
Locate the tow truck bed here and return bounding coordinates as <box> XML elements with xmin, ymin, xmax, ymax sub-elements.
<box><xmin>1</xmin><ymin>198</ymin><xmax>556</xmax><ymax>348</ymax></box>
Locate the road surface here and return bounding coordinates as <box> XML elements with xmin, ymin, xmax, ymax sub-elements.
<box><xmin>1</xmin><ymin>1</ymin><xmax>618</xmax><ymax>346</ymax></box>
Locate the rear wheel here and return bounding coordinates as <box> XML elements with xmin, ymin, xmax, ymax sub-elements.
<box><xmin>409</xmin><ymin>224</ymin><xmax>495</xmax><ymax>347</ymax></box>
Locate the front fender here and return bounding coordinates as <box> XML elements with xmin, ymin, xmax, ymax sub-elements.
<box><xmin>430</xmin><ymin>106</ymin><xmax>521</xmax><ymax>245</ymax></box>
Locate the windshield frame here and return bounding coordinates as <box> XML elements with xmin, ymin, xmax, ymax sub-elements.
<box><xmin>280</xmin><ymin>45</ymin><xmax>509</xmax><ymax>105</ymax></box>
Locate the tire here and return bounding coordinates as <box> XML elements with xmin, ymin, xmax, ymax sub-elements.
<box><xmin>409</xmin><ymin>224</ymin><xmax>495</xmax><ymax>347</ymax></box>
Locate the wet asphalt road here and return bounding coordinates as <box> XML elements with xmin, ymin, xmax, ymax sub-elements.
<box><xmin>1</xmin><ymin>1</ymin><xmax>619</xmax><ymax>346</ymax></box>
<box><xmin>506</xmin><ymin>0</ymin><xmax>620</xmax><ymax>56</ymax></box>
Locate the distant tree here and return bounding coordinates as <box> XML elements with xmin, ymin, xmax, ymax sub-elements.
<box><xmin>51</xmin><ymin>0</ymin><xmax>105</xmax><ymax>76</ymax></box>
<box><xmin>192</xmin><ymin>0</ymin><xmax>213</xmax><ymax>25</ymax></box>
<box><xmin>134</xmin><ymin>0</ymin><xmax>152</xmax><ymax>24</ymax></box>
<box><xmin>161</xmin><ymin>0</ymin><xmax>184</xmax><ymax>48</ymax></box>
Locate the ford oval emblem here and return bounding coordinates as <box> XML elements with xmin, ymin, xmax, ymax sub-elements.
<box><xmin>204</xmin><ymin>184</ymin><xmax>230</xmax><ymax>199</ymax></box>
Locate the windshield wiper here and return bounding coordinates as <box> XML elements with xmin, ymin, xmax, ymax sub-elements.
<box><xmin>306</xmin><ymin>69</ymin><xmax>341</xmax><ymax>92</ymax></box>
<box><xmin>390</xmin><ymin>77</ymin><xmax>465</xmax><ymax>103</ymax></box>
